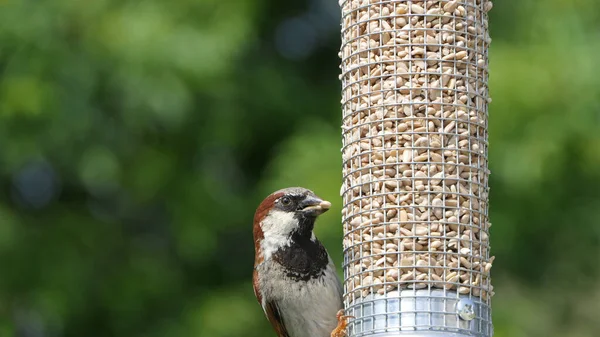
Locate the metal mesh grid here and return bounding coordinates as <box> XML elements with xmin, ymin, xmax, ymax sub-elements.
<box><xmin>338</xmin><ymin>0</ymin><xmax>494</xmax><ymax>336</ymax></box>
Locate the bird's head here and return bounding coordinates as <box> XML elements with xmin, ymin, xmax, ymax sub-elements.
<box><xmin>253</xmin><ymin>187</ymin><xmax>331</xmax><ymax>260</ymax></box>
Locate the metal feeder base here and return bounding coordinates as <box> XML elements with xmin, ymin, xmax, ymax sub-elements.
<box><xmin>347</xmin><ymin>289</ymin><xmax>492</xmax><ymax>337</ymax></box>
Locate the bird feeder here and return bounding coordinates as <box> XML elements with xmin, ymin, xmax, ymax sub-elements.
<box><xmin>338</xmin><ymin>1</ymin><xmax>494</xmax><ymax>336</ymax></box>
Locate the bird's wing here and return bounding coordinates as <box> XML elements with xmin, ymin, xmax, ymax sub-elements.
<box><xmin>253</xmin><ymin>266</ymin><xmax>290</xmax><ymax>337</ymax></box>
<box><xmin>264</xmin><ymin>300</ymin><xmax>291</xmax><ymax>337</ymax></box>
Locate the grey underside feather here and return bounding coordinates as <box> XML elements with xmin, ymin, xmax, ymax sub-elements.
<box><xmin>260</xmin><ymin>257</ymin><xmax>344</xmax><ymax>337</ymax></box>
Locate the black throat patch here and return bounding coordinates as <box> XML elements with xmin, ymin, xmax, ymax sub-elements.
<box><xmin>273</xmin><ymin>232</ymin><xmax>329</xmax><ymax>282</ymax></box>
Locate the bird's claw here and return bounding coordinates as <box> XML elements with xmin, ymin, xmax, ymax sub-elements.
<box><xmin>331</xmin><ymin>309</ymin><xmax>354</xmax><ymax>337</ymax></box>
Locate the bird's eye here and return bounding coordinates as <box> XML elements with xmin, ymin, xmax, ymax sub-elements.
<box><xmin>281</xmin><ymin>196</ymin><xmax>292</xmax><ymax>206</ymax></box>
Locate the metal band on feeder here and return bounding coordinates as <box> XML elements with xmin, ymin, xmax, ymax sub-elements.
<box><xmin>338</xmin><ymin>1</ymin><xmax>494</xmax><ymax>336</ymax></box>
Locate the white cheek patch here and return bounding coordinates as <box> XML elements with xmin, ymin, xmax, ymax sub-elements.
<box><xmin>260</xmin><ymin>209</ymin><xmax>298</xmax><ymax>260</ymax></box>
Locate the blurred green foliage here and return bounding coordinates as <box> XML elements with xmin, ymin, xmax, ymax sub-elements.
<box><xmin>0</xmin><ymin>0</ymin><xmax>599</xmax><ymax>336</ymax></box>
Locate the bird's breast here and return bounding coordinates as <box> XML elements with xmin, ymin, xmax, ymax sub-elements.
<box><xmin>258</xmin><ymin>259</ymin><xmax>343</xmax><ymax>337</ymax></box>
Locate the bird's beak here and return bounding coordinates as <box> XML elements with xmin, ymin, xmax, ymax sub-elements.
<box><xmin>299</xmin><ymin>196</ymin><xmax>331</xmax><ymax>216</ymax></box>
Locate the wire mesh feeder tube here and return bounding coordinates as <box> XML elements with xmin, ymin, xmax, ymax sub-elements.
<box><xmin>338</xmin><ymin>1</ymin><xmax>495</xmax><ymax>336</ymax></box>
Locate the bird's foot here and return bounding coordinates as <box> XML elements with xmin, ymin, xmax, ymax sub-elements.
<box><xmin>331</xmin><ymin>309</ymin><xmax>353</xmax><ymax>337</ymax></box>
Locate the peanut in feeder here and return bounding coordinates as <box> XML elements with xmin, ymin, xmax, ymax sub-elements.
<box><xmin>338</xmin><ymin>0</ymin><xmax>495</xmax><ymax>336</ymax></box>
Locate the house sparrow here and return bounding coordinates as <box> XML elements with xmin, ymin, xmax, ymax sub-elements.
<box><xmin>252</xmin><ymin>187</ymin><xmax>351</xmax><ymax>337</ymax></box>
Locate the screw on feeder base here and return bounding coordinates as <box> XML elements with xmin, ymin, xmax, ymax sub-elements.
<box><xmin>456</xmin><ymin>298</ymin><xmax>476</xmax><ymax>321</ymax></box>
